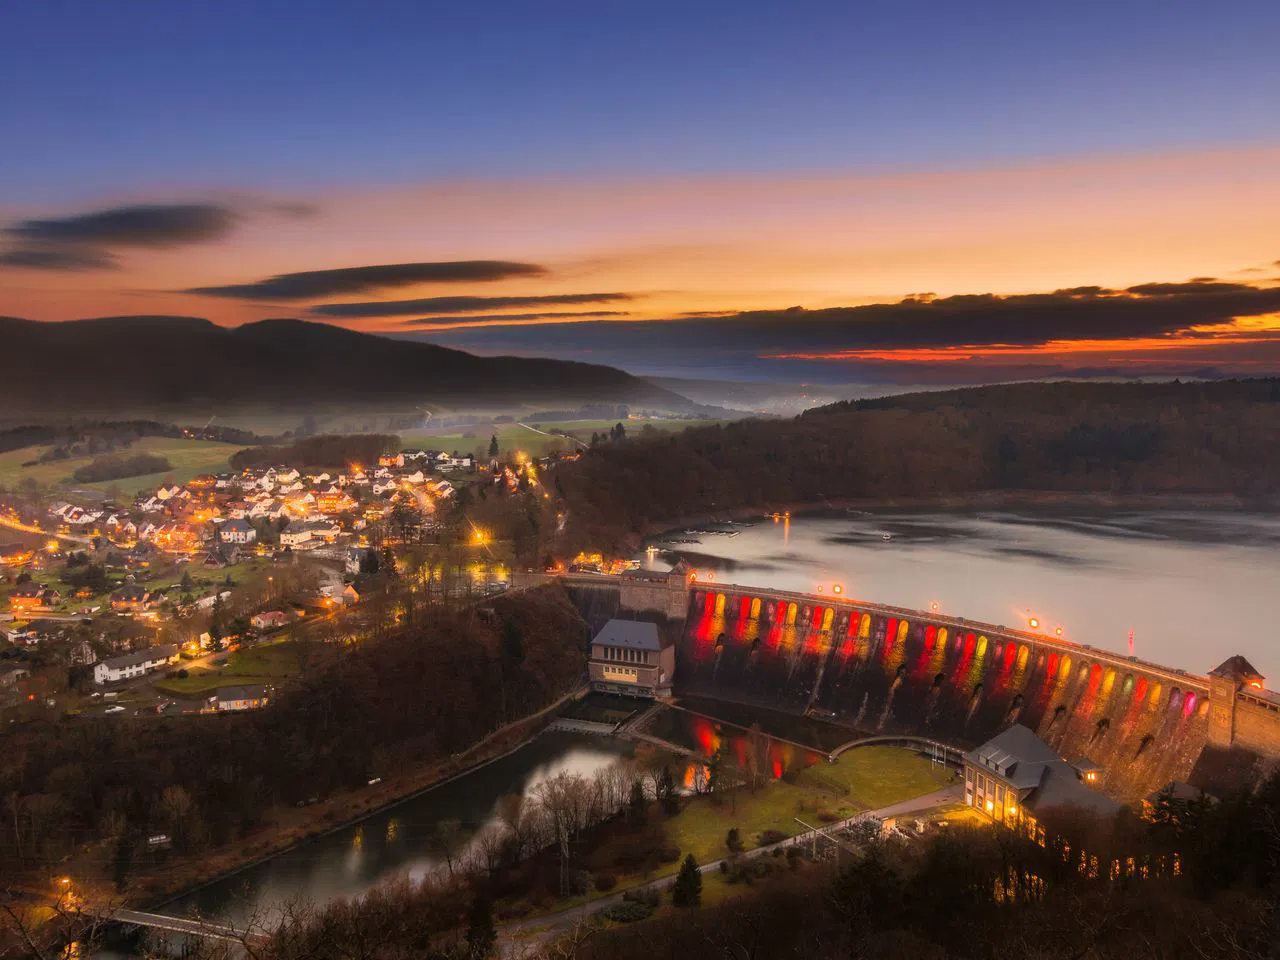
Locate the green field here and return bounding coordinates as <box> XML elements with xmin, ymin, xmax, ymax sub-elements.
<box><xmin>153</xmin><ymin>638</ymin><xmax>305</xmax><ymax>696</ymax></box>
<box><xmin>399</xmin><ymin>418</ymin><xmax>729</xmax><ymax>458</ymax></box>
<box><xmin>0</xmin><ymin>437</ymin><xmax>242</xmax><ymax>496</ymax></box>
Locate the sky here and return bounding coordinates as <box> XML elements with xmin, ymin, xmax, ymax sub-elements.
<box><xmin>3</xmin><ymin>0</ymin><xmax>1280</xmax><ymax>383</ymax></box>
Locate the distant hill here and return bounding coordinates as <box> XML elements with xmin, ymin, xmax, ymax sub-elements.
<box><xmin>0</xmin><ymin>316</ymin><xmax>694</xmax><ymax>414</ymax></box>
<box><xmin>554</xmin><ymin>377</ymin><xmax>1280</xmax><ymax>552</ymax></box>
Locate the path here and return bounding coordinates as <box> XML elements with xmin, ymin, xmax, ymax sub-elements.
<box><xmin>831</xmin><ymin>734</ymin><xmax>965</xmax><ymax>763</ymax></box>
<box><xmin>500</xmin><ymin>783</ymin><xmax>961</xmax><ymax>956</ymax></box>
<box><xmin>82</xmin><ymin>907</ymin><xmax>264</xmax><ymax>944</ymax></box>
<box><xmin>516</xmin><ymin>423</ymin><xmax>587</xmax><ymax>449</ymax></box>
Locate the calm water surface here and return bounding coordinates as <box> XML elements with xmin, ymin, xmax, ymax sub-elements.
<box><xmin>644</xmin><ymin>510</ymin><xmax>1280</xmax><ymax>680</ymax></box>
<box><xmin>158</xmin><ymin>733</ymin><xmax>630</xmax><ymax>928</ymax></box>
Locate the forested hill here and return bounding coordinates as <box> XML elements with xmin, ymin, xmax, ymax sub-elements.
<box><xmin>554</xmin><ymin>378</ymin><xmax>1280</xmax><ymax>552</ymax></box>
<box><xmin>0</xmin><ymin>316</ymin><xmax>693</xmax><ymax>413</ymax></box>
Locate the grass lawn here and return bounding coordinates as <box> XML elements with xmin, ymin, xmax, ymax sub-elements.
<box><xmin>614</xmin><ymin>747</ymin><xmax>951</xmax><ymax>878</ymax></box>
<box><xmin>153</xmin><ymin>638</ymin><xmax>305</xmax><ymax>696</ymax></box>
<box><xmin>0</xmin><ymin>437</ymin><xmax>243</xmax><ymax>496</ymax></box>
<box><xmin>799</xmin><ymin>745</ymin><xmax>957</xmax><ymax>810</ymax></box>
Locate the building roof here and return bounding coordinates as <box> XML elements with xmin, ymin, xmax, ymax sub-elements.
<box><xmin>112</xmin><ymin>584</ymin><xmax>149</xmax><ymax>602</ymax></box>
<box><xmin>216</xmin><ymin>684</ymin><xmax>267</xmax><ymax>701</ymax></box>
<box><xmin>593</xmin><ymin>619</ymin><xmax>663</xmax><ymax>651</ymax></box>
<box><xmin>99</xmin><ymin>644</ymin><xmax>177</xmax><ymax>671</ymax></box>
<box><xmin>965</xmin><ymin>724</ymin><xmax>1121</xmax><ymax>818</ymax></box>
<box><xmin>220</xmin><ymin>518</ymin><xmax>254</xmax><ymax>533</ymax></box>
<box><xmin>1209</xmin><ymin>655</ymin><xmax>1265</xmax><ymax>683</ymax></box>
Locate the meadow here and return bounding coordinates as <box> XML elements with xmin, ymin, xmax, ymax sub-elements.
<box><xmin>0</xmin><ymin>437</ymin><xmax>242</xmax><ymax>496</ymax></box>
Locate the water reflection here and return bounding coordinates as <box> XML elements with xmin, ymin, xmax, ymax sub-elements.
<box><xmin>161</xmin><ymin>733</ymin><xmax>630</xmax><ymax>928</ymax></box>
<box><xmin>646</xmin><ymin>510</ymin><xmax>1280</xmax><ymax>677</ymax></box>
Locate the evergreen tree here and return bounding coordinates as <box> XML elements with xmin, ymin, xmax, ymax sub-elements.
<box><xmin>658</xmin><ymin>765</ymin><xmax>679</xmax><ymax>815</ymax></box>
<box><xmin>466</xmin><ymin>894</ymin><xmax>496</xmax><ymax>958</ymax></box>
<box><xmin>488</xmin><ymin>434</ymin><xmax>500</xmax><ymax>457</ymax></box>
<box><xmin>671</xmin><ymin>853</ymin><xmax>702</xmax><ymax>907</ymax></box>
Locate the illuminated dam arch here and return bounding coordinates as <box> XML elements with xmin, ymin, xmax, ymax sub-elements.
<box><xmin>896</xmin><ymin>619</ymin><xmax>909</xmax><ymax>643</ymax></box>
<box><xmin>924</xmin><ymin>624</ymin><xmax>937</xmax><ymax>650</ymax></box>
<box><xmin>976</xmin><ymin>635</ymin><xmax>988</xmax><ymax>657</ymax></box>
<box><xmin>701</xmin><ymin>591</ymin><xmax>714</xmax><ymax>615</ymax></box>
<box><xmin>936</xmin><ymin>626</ymin><xmax>948</xmax><ymax>648</ymax></box>
<box><xmin>738</xmin><ymin>596</ymin><xmax>751</xmax><ymax>620</ymax></box>
<box><xmin>1058</xmin><ymin>654</ymin><xmax>1072</xmax><ymax>680</ymax></box>
<box><xmin>1148</xmin><ymin>681</ymin><xmax>1163</xmax><ymax>708</ymax></box>
<box><xmin>822</xmin><ymin>607</ymin><xmax>834</xmax><ymax>631</ymax></box>
<box><xmin>859</xmin><ymin>613</ymin><xmax>871</xmax><ymax>638</ymax></box>
<box><xmin>1102</xmin><ymin>667</ymin><xmax>1117</xmax><ymax>696</ymax></box>
<box><xmin>1121</xmin><ymin>673</ymin><xmax>1135</xmax><ymax>697</ymax></box>
<box><xmin>786</xmin><ymin>602</ymin><xmax>798</xmax><ymax>625</ymax></box>
<box><xmin>713</xmin><ymin>593</ymin><xmax>726</xmax><ymax>617</ymax></box>
<box><xmin>750</xmin><ymin>597</ymin><xmax>761</xmax><ymax>620</ymax></box>
<box><xmin>1017</xmin><ymin>644</ymin><xmax>1030</xmax><ymax>670</ymax></box>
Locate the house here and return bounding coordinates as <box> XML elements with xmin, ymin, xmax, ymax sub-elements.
<box><xmin>128</xmin><ymin>541</ymin><xmax>159</xmax><ymax>568</ymax></box>
<box><xmin>280</xmin><ymin>527</ymin><xmax>311</xmax><ymax>548</ymax></box>
<box><xmin>371</xmin><ymin>479</ymin><xmax>398</xmax><ymax>496</ymax></box>
<box><xmin>444</xmin><ymin>453</ymin><xmax>474</xmax><ymax>471</ymax></box>
<box><xmin>154</xmin><ymin>522</ymin><xmax>201</xmax><ymax>553</ymax></box>
<box><xmin>400</xmin><ymin>469</ymin><xmax>426</xmax><ymax>484</ymax></box>
<box><xmin>8</xmin><ymin>582</ymin><xmax>59</xmax><ymax>612</ymax></box>
<box><xmin>219</xmin><ymin>518</ymin><xmax>257</xmax><ymax>544</ymax></box>
<box><xmin>212</xmin><ymin>684</ymin><xmax>269</xmax><ymax>712</ymax></box>
<box><xmin>0</xmin><ymin>543</ymin><xmax>35</xmax><ymax>567</ymax></box>
<box><xmin>276</xmin><ymin>468</ymin><xmax>300</xmax><ymax>484</ymax></box>
<box><xmin>0</xmin><ymin>664</ymin><xmax>31</xmax><ymax>691</ymax></box>
<box><xmin>962</xmin><ymin>725</ymin><xmax>1120</xmax><ymax>840</ymax></box>
<box><xmin>343</xmin><ymin>573</ymin><xmax>381</xmax><ymax>605</ymax></box>
<box><xmin>587</xmin><ymin>619</ymin><xmax>675</xmax><ymax>698</ymax></box>
<box><xmin>110</xmin><ymin>584</ymin><xmax>151</xmax><ymax>612</ymax></box>
<box><xmin>155</xmin><ymin>484</ymin><xmax>185</xmax><ymax>501</ymax></box>
<box><xmin>93</xmin><ymin>644</ymin><xmax>178</xmax><ymax>684</ymax></box>
<box><xmin>251</xmin><ymin>611</ymin><xmax>288</xmax><ymax>631</ymax></box>
<box><xmin>379</xmin><ymin>453</ymin><xmax>405</xmax><ymax>468</ymax></box>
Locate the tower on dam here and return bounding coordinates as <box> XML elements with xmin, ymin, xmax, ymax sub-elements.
<box><xmin>1208</xmin><ymin>656</ymin><xmax>1280</xmax><ymax>754</ymax></box>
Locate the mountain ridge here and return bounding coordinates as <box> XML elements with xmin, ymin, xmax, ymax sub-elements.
<box><xmin>0</xmin><ymin>315</ymin><xmax>694</xmax><ymax>414</ymax></box>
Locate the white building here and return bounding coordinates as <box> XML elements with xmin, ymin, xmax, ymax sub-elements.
<box><xmin>93</xmin><ymin>645</ymin><xmax>179</xmax><ymax>685</ymax></box>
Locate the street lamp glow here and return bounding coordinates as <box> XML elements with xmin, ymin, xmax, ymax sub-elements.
<box><xmin>832</xmin><ymin>583</ymin><xmax>843</xmax><ymax>595</ymax></box>
<box><xmin>1029</xmin><ymin>617</ymin><xmax>1040</xmax><ymax>629</ymax></box>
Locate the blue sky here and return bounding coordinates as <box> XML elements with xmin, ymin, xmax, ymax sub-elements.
<box><xmin>4</xmin><ymin>0</ymin><xmax>1279</xmax><ymax>200</ymax></box>
<box><xmin>3</xmin><ymin>0</ymin><xmax>1280</xmax><ymax>384</ymax></box>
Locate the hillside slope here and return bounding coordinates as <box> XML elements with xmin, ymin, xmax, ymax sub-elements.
<box><xmin>0</xmin><ymin>316</ymin><xmax>693</xmax><ymax>413</ymax></box>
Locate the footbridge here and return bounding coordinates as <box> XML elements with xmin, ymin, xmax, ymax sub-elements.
<box><xmin>83</xmin><ymin>907</ymin><xmax>265</xmax><ymax>944</ymax></box>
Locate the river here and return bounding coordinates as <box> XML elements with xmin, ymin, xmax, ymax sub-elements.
<box><xmin>153</xmin><ymin>732</ymin><xmax>631</xmax><ymax>931</ymax></box>
<box><xmin>644</xmin><ymin>509</ymin><xmax>1280</xmax><ymax>680</ymax></box>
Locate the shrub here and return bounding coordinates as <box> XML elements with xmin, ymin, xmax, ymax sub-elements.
<box><xmin>176</xmin><ymin>668</ymin><xmax>189</xmax><ymax>679</ymax></box>
<box><xmin>593</xmin><ymin>871</ymin><xmax>617</xmax><ymax>892</ymax></box>
<box><xmin>726</xmin><ymin>826</ymin><xmax>743</xmax><ymax>854</ymax></box>
<box><xmin>657</xmin><ymin>845</ymin><xmax>681</xmax><ymax>864</ymax></box>
<box><xmin>757</xmin><ymin>829</ymin><xmax>788</xmax><ymax>846</ymax></box>
<box><xmin>718</xmin><ymin>860</ymin><xmax>729</xmax><ymax>874</ymax></box>
<box><xmin>603</xmin><ymin>900</ymin><xmax>652</xmax><ymax>923</ymax></box>
<box><xmin>622</xmin><ymin>887</ymin><xmax>660</xmax><ymax>908</ymax></box>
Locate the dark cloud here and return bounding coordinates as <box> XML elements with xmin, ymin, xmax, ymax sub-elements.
<box><xmin>402</xmin><ymin>310</ymin><xmax>630</xmax><ymax>326</ymax></box>
<box><xmin>6</xmin><ymin>204</ymin><xmax>236</xmax><ymax>248</ymax></box>
<box><xmin>644</xmin><ymin>279</ymin><xmax>1280</xmax><ymax>352</ymax></box>
<box><xmin>0</xmin><ymin>246</ymin><xmax>116</xmax><ymax>271</ymax></box>
<box><xmin>189</xmin><ymin>261</ymin><xmax>546</xmax><ymax>301</ymax></box>
<box><xmin>312</xmin><ymin>291</ymin><xmax>631</xmax><ymax>318</ymax></box>
<box><xmin>0</xmin><ymin>202</ymin><xmax>239</xmax><ymax>272</ymax></box>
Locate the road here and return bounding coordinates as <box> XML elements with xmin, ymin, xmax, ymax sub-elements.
<box><xmin>516</xmin><ymin>423</ymin><xmax>587</xmax><ymax>449</ymax></box>
<box><xmin>500</xmin><ymin>783</ymin><xmax>962</xmax><ymax>955</ymax></box>
<box><xmin>0</xmin><ymin>512</ymin><xmax>91</xmax><ymax>544</ymax></box>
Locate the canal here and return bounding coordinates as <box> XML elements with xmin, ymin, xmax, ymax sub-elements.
<box><xmin>156</xmin><ymin>732</ymin><xmax>632</xmax><ymax>930</ymax></box>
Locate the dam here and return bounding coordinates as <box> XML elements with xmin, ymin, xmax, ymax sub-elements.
<box><xmin>522</xmin><ymin>564</ymin><xmax>1280</xmax><ymax>801</ymax></box>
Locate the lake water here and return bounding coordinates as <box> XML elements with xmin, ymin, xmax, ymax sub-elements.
<box><xmin>156</xmin><ymin>732</ymin><xmax>631</xmax><ymax>930</ymax></box>
<box><xmin>644</xmin><ymin>509</ymin><xmax>1280</xmax><ymax>681</ymax></box>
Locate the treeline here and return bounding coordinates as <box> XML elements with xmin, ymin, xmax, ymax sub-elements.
<box><xmin>0</xmin><ymin>584</ymin><xmax>586</xmax><ymax>893</ymax></box>
<box><xmin>553</xmin><ymin>378</ymin><xmax>1280</xmax><ymax>552</ymax></box>
<box><xmin>0</xmin><ymin>419</ymin><xmax>266</xmax><ymax>456</ymax></box>
<box><xmin>70</xmin><ymin>453</ymin><xmax>172</xmax><ymax>483</ymax></box>
<box><xmin>229</xmin><ymin>433</ymin><xmax>400</xmax><ymax>470</ymax></box>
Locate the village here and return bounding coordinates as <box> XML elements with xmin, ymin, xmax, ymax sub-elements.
<box><xmin>0</xmin><ymin>444</ymin><xmax>523</xmax><ymax>721</ymax></box>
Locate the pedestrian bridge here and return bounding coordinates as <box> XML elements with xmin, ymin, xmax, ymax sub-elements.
<box><xmin>86</xmin><ymin>907</ymin><xmax>265</xmax><ymax>944</ymax></box>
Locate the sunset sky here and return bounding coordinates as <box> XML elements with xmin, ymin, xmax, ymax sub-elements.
<box><xmin>4</xmin><ymin>0</ymin><xmax>1280</xmax><ymax>383</ymax></box>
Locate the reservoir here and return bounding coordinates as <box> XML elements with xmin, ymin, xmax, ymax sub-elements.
<box><xmin>645</xmin><ymin>509</ymin><xmax>1280</xmax><ymax>680</ymax></box>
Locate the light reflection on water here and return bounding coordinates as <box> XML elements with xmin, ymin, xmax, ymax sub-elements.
<box><xmin>159</xmin><ymin>733</ymin><xmax>630</xmax><ymax>929</ymax></box>
<box><xmin>645</xmin><ymin>510</ymin><xmax>1280</xmax><ymax>679</ymax></box>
